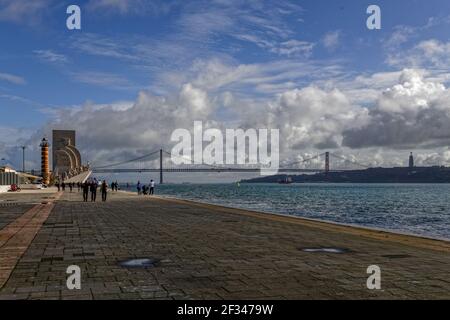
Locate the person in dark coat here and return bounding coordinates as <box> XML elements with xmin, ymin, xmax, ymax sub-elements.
<box><xmin>101</xmin><ymin>180</ymin><xmax>108</xmax><ymax>202</ymax></box>
<box><xmin>90</xmin><ymin>181</ymin><xmax>97</xmax><ymax>202</ymax></box>
<box><xmin>82</xmin><ymin>182</ymin><xmax>89</xmax><ymax>202</ymax></box>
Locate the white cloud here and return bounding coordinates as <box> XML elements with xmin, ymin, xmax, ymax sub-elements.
<box><xmin>388</xmin><ymin>39</ymin><xmax>450</xmax><ymax>69</ymax></box>
<box><xmin>0</xmin><ymin>0</ymin><xmax>53</xmax><ymax>24</ymax></box>
<box><xmin>70</xmin><ymin>33</ymin><xmax>139</xmax><ymax>61</ymax></box>
<box><xmin>158</xmin><ymin>58</ymin><xmax>346</xmax><ymax>97</ymax></box>
<box><xmin>33</xmin><ymin>50</ymin><xmax>68</xmax><ymax>64</ymax></box>
<box><xmin>273</xmin><ymin>87</ymin><xmax>369</xmax><ymax>150</ymax></box>
<box><xmin>87</xmin><ymin>0</ymin><xmax>176</xmax><ymax>15</ymax></box>
<box><xmin>70</xmin><ymin>71</ymin><xmax>136</xmax><ymax>90</ymax></box>
<box><xmin>383</xmin><ymin>15</ymin><xmax>450</xmax><ymax>51</ymax></box>
<box><xmin>31</xmin><ymin>83</ymin><xmax>215</xmax><ymax>166</ymax></box>
<box><xmin>383</xmin><ymin>25</ymin><xmax>415</xmax><ymax>50</ymax></box>
<box><xmin>271</xmin><ymin>40</ymin><xmax>314</xmax><ymax>57</ymax></box>
<box><xmin>322</xmin><ymin>30</ymin><xmax>341</xmax><ymax>51</ymax></box>
<box><xmin>0</xmin><ymin>72</ymin><xmax>25</xmax><ymax>85</ymax></box>
<box><xmin>343</xmin><ymin>69</ymin><xmax>450</xmax><ymax>149</ymax></box>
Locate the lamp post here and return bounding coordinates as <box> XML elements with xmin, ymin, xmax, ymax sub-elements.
<box><xmin>20</xmin><ymin>146</ymin><xmax>26</xmax><ymax>173</ymax></box>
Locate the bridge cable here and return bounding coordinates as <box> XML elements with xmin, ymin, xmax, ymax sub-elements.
<box><xmin>92</xmin><ymin>149</ymin><xmax>161</xmax><ymax>169</ymax></box>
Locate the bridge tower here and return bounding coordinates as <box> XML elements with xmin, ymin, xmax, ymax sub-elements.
<box><xmin>160</xmin><ymin>149</ymin><xmax>163</xmax><ymax>184</ymax></box>
<box><xmin>325</xmin><ymin>152</ymin><xmax>330</xmax><ymax>174</ymax></box>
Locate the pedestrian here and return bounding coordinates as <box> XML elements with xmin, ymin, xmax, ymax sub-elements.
<box><xmin>77</xmin><ymin>182</ymin><xmax>81</xmax><ymax>192</ymax></box>
<box><xmin>101</xmin><ymin>180</ymin><xmax>108</xmax><ymax>202</ymax></box>
<box><xmin>115</xmin><ymin>181</ymin><xmax>119</xmax><ymax>191</ymax></box>
<box><xmin>90</xmin><ymin>180</ymin><xmax>97</xmax><ymax>202</ymax></box>
<box><xmin>56</xmin><ymin>181</ymin><xmax>60</xmax><ymax>192</ymax></box>
<box><xmin>137</xmin><ymin>181</ymin><xmax>141</xmax><ymax>195</ymax></box>
<box><xmin>149</xmin><ymin>179</ymin><xmax>155</xmax><ymax>195</ymax></box>
<box><xmin>69</xmin><ymin>183</ymin><xmax>73</xmax><ymax>193</ymax></box>
<box><xmin>61</xmin><ymin>182</ymin><xmax>66</xmax><ymax>191</ymax></box>
<box><xmin>82</xmin><ymin>182</ymin><xmax>89</xmax><ymax>202</ymax></box>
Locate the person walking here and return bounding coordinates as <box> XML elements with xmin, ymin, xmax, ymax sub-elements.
<box><xmin>55</xmin><ymin>181</ymin><xmax>60</xmax><ymax>192</ymax></box>
<box><xmin>77</xmin><ymin>182</ymin><xmax>81</xmax><ymax>192</ymax></box>
<box><xmin>90</xmin><ymin>180</ymin><xmax>97</xmax><ymax>202</ymax></box>
<box><xmin>115</xmin><ymin>181</ymin><xmax>119</xmax><ymax>191</ymax></box>
<box><xmin>82</xmin><ymin>182</ymin><xmax>89</xmax><ymax>202</ymax></box>
<box><xmin>137</xmin><ymin>181</ymin><xmax>141</xmax><ymax>195</ymax></box>
<box><xmin>61</xmin><ymin>182</ymin><xmax>66</xmax><ymax>191</ymax></box>
<box><xmin>149</xmin><ymin>179</ymin><xmax>155</xmax><ymax>195</ymax></box>
<box><xmin>101</xmin><ymin>180</ymin><xmax>108</xmax><ymax>202</ymax></box>
<box><xmin>69</xmin><ymin>183</ymin><xmax>73</xmax><ymax>193</ymax></box>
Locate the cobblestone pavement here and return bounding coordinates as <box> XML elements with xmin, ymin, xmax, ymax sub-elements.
<box><xmin>0</xmin><ymin>189</ymin><xmax>449</xmax><ymax>300</ymax></box>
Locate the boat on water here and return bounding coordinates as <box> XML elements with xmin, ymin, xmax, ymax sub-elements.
<box><xmin>278</xmin><ymin>176</ymin><xmax>292</xmax><ymax>184</ymax></box>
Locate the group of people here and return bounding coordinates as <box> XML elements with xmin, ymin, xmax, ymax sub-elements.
<box><xmin>137</xmin><ymin>180</ymin><xmax>155</xmax><ymax>195</ymax></box>
<box><xmin>110</xmin><ymin>181</ymin><xmax>119</xmax><ymax>192</ymax></box>
<box><xmin>81</xmin><ymin>179</ymin><xmax>110</xmax><ymax>202</ymax></box>
<box><xmin>56</xmin><ymin>179</ymin><xmax>155</xmax><ymax>200</ymax></box>
<box><xmin>55</xmin><ymin>181</ymin><xmax>74</xmax><ymax>192</ymax></box>
<box><xmin>55</xmin><ymin>179</ymin><xmax>113</xmax><ymax>202</ymax></box>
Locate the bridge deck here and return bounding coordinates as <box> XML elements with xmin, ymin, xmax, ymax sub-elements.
<box><xmin>64</xmin><ymin>170</ymin><xmax>92</xmax><ymax>183</ymax></box>
<box><xmin>92</xmin><ymin>168</ymin><xmax>328</xmax><ymax>173</ymax></box>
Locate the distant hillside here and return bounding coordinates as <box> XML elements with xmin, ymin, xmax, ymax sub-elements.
<box><xmin>241</xmin><ymin>167</ymin><xmax>450</xmax><ymax>183</ymax></box>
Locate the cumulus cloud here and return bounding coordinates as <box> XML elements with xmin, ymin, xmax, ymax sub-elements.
<box><xmin>252</xmin><ymin>87</ymin><xmax>368</xmax><ymax>151</ymax></box>
<box><xmin>31</xmin><ymin>83</ymin><xmax>215</xmax><ymax>167</ymax></box>
<box><xmin>343</xmin><ymin>69</ymin><xmax>450</xmax><ymax>149</ymax></box>
<box><xmin>37</xmin><ymin>66</ymin><xmax>450</xmax><ymax>163</ymax></box>
<box><xmin>6</xmin><ymin>59</ymin><xmax>450</xmax><ymax>172</ymax></box>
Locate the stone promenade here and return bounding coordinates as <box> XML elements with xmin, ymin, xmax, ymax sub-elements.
<box><xmin>0</xmin><ymin>189</ymin><xmax>449</xmax><ymax>300</ymax></box>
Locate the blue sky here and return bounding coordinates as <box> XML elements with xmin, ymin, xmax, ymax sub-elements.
<box><xmin>1</xmin><ymin>0</ymin><xmax>450</xmax><ymax>179</ymax></box>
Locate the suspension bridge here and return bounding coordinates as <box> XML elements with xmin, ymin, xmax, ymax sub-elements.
<box><xmin>91</xmin><ymin>149</ymin><xmax>370</xmax><ymax>184</ymax></box>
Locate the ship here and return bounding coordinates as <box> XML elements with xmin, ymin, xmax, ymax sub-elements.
<box><xmin>278</xmin><ymin>176</ymin><xmax>292</xmax><ymax>184</ymax></box>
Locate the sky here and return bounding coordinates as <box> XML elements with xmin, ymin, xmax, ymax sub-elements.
<box><xmin>1</xmin><ymin>0</ymin><xmax>450</xmax><ymax>182</ymax></box>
